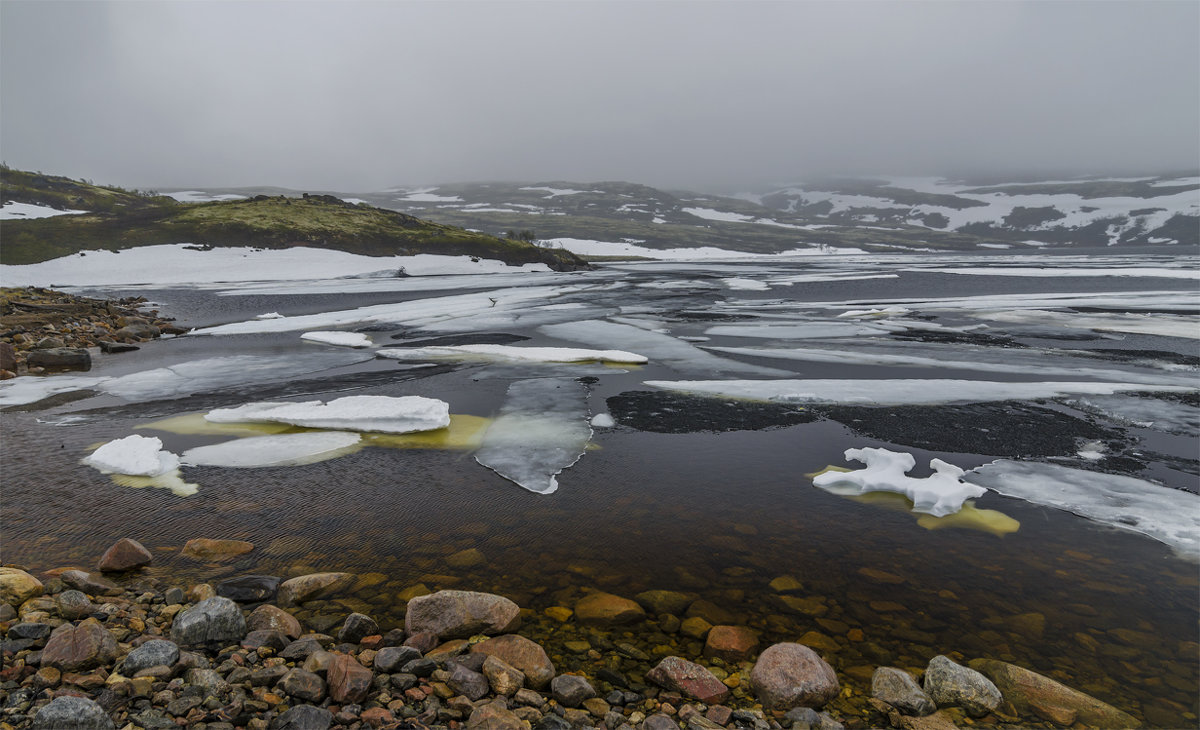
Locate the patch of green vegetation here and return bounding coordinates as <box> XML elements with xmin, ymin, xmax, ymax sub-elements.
<box><xmin>0</xmin><ymin>170</ymin><xmax>587</xmax><ymax>270</ymax></box>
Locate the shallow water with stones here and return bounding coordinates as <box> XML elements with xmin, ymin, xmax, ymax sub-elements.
<box><xmin>2</xmin><ymin>250</ymin><xmax>1197</xmax><ymax>727</ymax></box>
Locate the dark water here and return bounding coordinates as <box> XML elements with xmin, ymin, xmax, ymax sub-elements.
<box><xmin>2</xmin><ymin>254</ymin><xmax>1197</xmax><ymax>726</ymax></box>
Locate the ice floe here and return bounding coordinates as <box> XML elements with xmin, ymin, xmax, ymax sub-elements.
<box><xmin>974</xmin><ymin>310</ymin><xmax>1199</xmax><ymax>339</ymax></box>
<box><xmin>181</xmin><ymin>432</ymin><xmax>363</xmax><ymax>468</ymax></box>
<box><xmin>812</xmin><ymin>448</ymin><xmax>984</xmax><ymax>517</ymax></box>
<box><xmin>540</xmin><ymin>320</ymin><xmax>788</xmax><ymax>376</ymax></box>
<box><xmin>1066</xmin><ymin>395</ymin><xmax>1200</xmax><ymax>435</ymax></box>
<box><xmin>704</xmin><ymin>323</ymin><xmax>891</xmax><ymax>339</ymax></box>
<box><xmin>205</xmin><ymin>395</ymin><xmax>451</xmax><ymax>434</ymax></box>
<box><xmin>590</xmin><ymin>413</ymin><xmax>616</xmax><ymax>428</ymax></box>
<box><xmin>0</xmin><ymin>244</ymin><xmax>552</xmax><ymax>288</ymax></box>
<box><xmin>376</xmin><ymin>344</ymin><xmax>647</xmax><ymax>365</ymax></box>
<box><xmin>301</xmin><ymin>331</ymin><xmax>373</xmax><ymax>348</ymax></box>
<box><xmin>474</xmin><ymin>378</ymin><xmax>592</xmax><ymax>494</ymax></box>
<box><xmin>965</xmin><ymin>460</ymin><xmax>1200</xmax><ymax>557</ymax></box>
<box><xmin>722</xmin><ymin>277</ymin><xmax>770</xmax><ymax>291</ymax></box>
<box><xmin>643</xmin><ymin>379</ymin><xmax>1195</xmax><ymax>406</ymax></box>
<box><xmin>0</xmin><ymin>201</ymin><xmax>88</xmax><ymax>219</ymax></box>
<box><xmin>83</xmin><ymin>435</ymin><xmax>180</xmax><ymax>477</ymax></box>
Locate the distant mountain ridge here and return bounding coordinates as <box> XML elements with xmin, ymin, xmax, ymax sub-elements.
<box><xmin>323</xmin><ymin>173</ymin><xmax>1200</xmax><ymax>254</ymax></box>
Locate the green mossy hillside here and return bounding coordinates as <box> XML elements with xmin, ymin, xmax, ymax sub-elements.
<box><xmin>0</xmin><ymin>169</ymin><xmax>587</xmax><ymax>270</ymax></box>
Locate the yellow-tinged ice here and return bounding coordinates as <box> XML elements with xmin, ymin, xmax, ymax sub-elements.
<box><xmin>364</xmin><ymin>414</ymin><xmax>491</xmax><ymax>450</ymax></box>
<box><xmin>136</xmin><ymin>413</ymin><xmax>293</xmax><ymax>436</ymax></box>
<box><xmin>109</xmin><ymin>471</ymin><xmax>199</xmax><ymax>497</ymax></box>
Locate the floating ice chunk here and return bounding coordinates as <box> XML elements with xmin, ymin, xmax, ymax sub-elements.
<box><xmin>84</xmin><ymin>435</ymin><xmax>180</xmax><ymax>477</ymax></box>
<box><xmin>704</xmin><ymin>323</ymin><xmax>889</xmax><ymax>339</ymax></box>
<box><xmin>205</xmin><ymin>395</ymin><xmax>451</xmax><ymax>434</ymax></box>
<box><xmin>474</xmin><ymin>378</ymin><xmax>592</xmax><ymax>494</ymax></box>
<box><xmin>377</xmin><ymin>344</ymin><xmax>647</xmax><ymax>365</ymax></box>
<box><xmin>591</xmin><ymin>413</ymin><xmax>616</xmax><ymax>428</ymax></box>
<box><xmin>301</xmin><ymin>331</ymin><xmax>373</xmax><ymax>348</ymax></box>
<box><xmin>256</xmin><ymin>312</ymin><xmax>284</xmax><ymax>319</ymax></box>
<box><xmin>643</xmin><ymin>379</ymin><xmax>1195</xmax><ymax>406</ymax></box>
<box><xmin>1067</xmin><ymin>395</ymin><xmax>1200</xmax><ymax>436</ymax></box>
<box><xmin>837</xmin><ymin>306</ymin><xmax>911</xmax><ymax>318</ymax></box>
<box><xmin>966</xmin><ymin>460</ymin><xmax>1200</xmax><ymax>557</ymax></box>
<box><xmin>722</xmin><ymin>277</ymin><xmax>770</xmax><ymax>291</ymax></box>
<box><xmin>181</xmin><ymin>432</ymin><xmax>363</xmax><ymax>468</ymax></box>
<box><xmin>975</xmin><ymin>310</ymin><xmax>1199</xmax><ymax>339</ymax></box>
<box><xmin>540</xmin><ymin>320</ymin><xmax>787</xmax><ymax>376</ymax></box>
<box><xmin>812</xmin><ymin>448</ymin><xmax>984</xmax><ymax>517</ymax></box>
<box><xmin>1076</xmin><ymin>441</ymin><xmax>1106</xmax><ymax>461</ymax></box>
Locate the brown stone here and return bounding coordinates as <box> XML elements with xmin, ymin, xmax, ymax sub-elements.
<box><xmin>468</xmin><ymin>701</ymin><xmax>525</xmax><ymax>730</ymax></box>
<box><xmin>41</xmin><ymin>618</ymin><xmax>118</xmax><ymax>671</ymax></box>
<box><xmin>858</xmin><ymin>567</ymin><xmax>906</xmax><ymax>584</ymax></box>
<box><xmin>470</xmin><ymin>633</ymin><xmax>556</xmax><ymax>689</ymax></box>
<box><xmin>327</xmin><ymin>653</ymin><xmax>372</xmax><ymax>703</ymax></box>
<box><xmin>246</xmin><ymin>604</ymin><xmax>303</xmax><ymax>639</ymax></box>
<box><xmin>685</xmin><ymin>599</ymin><xmax>735</xmax><ymax>626</ymax></box>
<box><xmin>646</xmin><ymin>656</ymin><xmax>730</xmax><ymax>704</ymax></box>
<box><xmin>59</xmin><ymin>570</ymin><xmax>122</xmax><ymax>596</ymax></box>
<box><xmin>405</xmin><ymin>590</ymin><xmax>521</xmax><ymax>638</ymax></box>
<box><xmin>0</xmin><ymin>567</ymin><xmax>43</xmax><ymax>605</ymax></box>
<box><xmin>97</xmin><ymin>538</ymin><xmax>153</xmax><ymax>572</ymax></box>
<box><xmin>575</xmin><ymin>591</ymin><xmax>646</xmax><ymax>626</ymax></box>
<box><xmin>362</xmin><ymin>707</ymin><xmax>396</xmax><ymax>728</ymax></box>
<box><xmin>750</xmin><ymin>642</ymin><xmax>839</xmax><ymax>709</ymax></box>
<box><xmin>481</xmin><ymin>654</ymin><xmax>526</xmax><ymax>696</ymax></box>
<box><xmin>703</xmin><ymin>625</ymin><xmax>760</xmax><ymax>663</ymax></box>
<box><xmin>970</xmin><ymin>659</ymin><xmax>1138</xmax><ymax>729</ymax></box>
<box><xmin>278</xmin><ymin>572</ymin><xmax>355</xmax><ymax>607</ymax></box>
<box><xmin>180</xmin><ymin>538</ymin><xmax>254</xmax><ymax>561</ymax></box>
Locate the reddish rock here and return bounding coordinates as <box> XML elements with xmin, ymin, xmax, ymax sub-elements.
<box><xmin>180</xmin><ymin>538</ymin><xmax>254</xmax><ymax>561</ymax></box>
<box><xmin>703</xmin><ymin>625</ymin><xmax>760</xmax><ymax>663</ymax></box>
<box><xmin>41</xmin><ymin>618</ymin><xmax>118</xmax><ymax>671</ymax></box>
<box><xmin>327</xmin><ymin>653</ymin><xmax>372</xmax><ymax>703</ymax></box>
<box><xmin>574</xmin><ymin>592</ymin><xmax>647</xmax><ymax>626</ymax></box>
<box><xmin>59</xmin><ymin>570</ymin><xmax>121</xmax><ymax>596</ymax></box>
<box><xmin>750</xmin><ymin>642</ymin><xmax>839</xmax><ymax>709</ymax></box>
<box><xmin>246</xmin><ymin>604</ymin><xmax>303</xmax><ymax>639</ymax></box>
<box><xmin>470</xmin><ymin>633</ymin><xmax>556</xmax><ymax>689</ymax></box>
<box><xmin>404</xmin><ymin>630</ymin><xmax>440</xmax><ymax>654</ymax></box>
<box><xmin>646</xmin><ymin>656</ymin><xmax>730</xmax><ymax>704</ymax></box>
<box><xmin>277</xmin><ymin>572</ymin><xmax>354</xmax><ymax>607</ymax></box>
<box><xmin>405</xmin><ymin>590</ymin><xmax>521</xmax><ymax>639</ymax></box>
<box><xmin>468</xmin><ymin>701</ymin><xmax>525</xmax><ymax>730</ymax></box>
<box><xmin>97</xmin><ymin>538</ymin><xmax>153</xmax><ymax>572</ymax></box>
<box><xmin>362</xmin><ymin>707</ymin><xmax>396</xmax><ymax>728</ymax></box>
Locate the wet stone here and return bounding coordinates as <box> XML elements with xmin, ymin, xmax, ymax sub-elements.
<box><xmin>170</xmin><ymin>597</ymin><xmax>247</xmax><ymax>646</ymax></box>
<box><xmin>271</xmin><ymin>703</ymin><xmax>333</xmax><ymax>730</ymax></box>
<box><xmin>375</xmin><ymin>645</ymin><xmax>422</xmax><ymax>672</ymax></box>
<box><xmin>575</xmin><ymin>591</ymin><xmax>647</xmax><ymax>626</ymax></box>
<box><xmin>469</xmin><ymin>701</ymin><xmax>525</xmax><ymax>730</ymax></box>
<box><xmin>247</xmin><ymin>603</ymin><xmax>303</xmax><ymax>639</ymax></box>
<box><xmin>97</xmin><ymin>538</ymin><xmax>153</xmax><ymax>572</ymax></box>
<box><xmin>404</xmin><ymin>629</ymin><xmax>440</xmax><ymax>653</ymax></box>
<box><xmin>60</xmin><ymin>570</ymin><xmax>122</xmax><ymax>596</ymax></box>
<box><xmin>403</xmin><ymin>657</ymin><xmax>439</xmax><ymax>677</ymax></box>
<box><xmin>552</xmin><ymin>674</ymin><xmax>598</xmax><ymax>707</ymax></box>
<box><xmin>280</xmin><ymin>667</ymin><xmax>327</xmax><ymax>702</ymax></box>
<box><xmin>634</xmin><ymin>590</ymin><xmax>697</xmax><ymax>616</ymax></box>
<box><xmin>471</xmin><ymin>633</ymin><xmax>557</xmax><ymax>689</ymax></box>
<box><xmin>242</xmin><ymin>629</ymin><xmax>290</xmax><ymax>652</ymax></box>
<box><xmin>337</xmin><ymin>611</ymin><xmax>379</xmax><ymax>644</ymax></box>
<box><xmin>924</xmin><ymin>655</ymin><xmax>1000</xmax><ymax>718</ymax></box>
<box><xmin>483</xmin><ymin>654</ymin><xmax>526</xmax><ymax>696</ymax></box>
<box><xmin>872</xmin><ymin>666</ymin><xmax>936</xmax><ymax>716</ymax></box>
<box><xmin>647</xmin><ymin>656</ymin><xmax>730</xmax><ymax>704</ymax></box>
<box><xmin>123</xmin><ymin>639</ymin><xmax>180</xmax><ymax>675</ymax></box>
<box><xmin>0</xmin><ymin>567</ymin><xmax>43</xmax><ymax>605</ymax></box>
<box><xmin>56</xmin><ymin>590</ymin><xmax>94</xmax><ymax>620</ymax></box>
<box><xmin>405</xmin><ymin>590</ymin><xmax>521</xmax><ymax>639</ymax></box>
<box><xmin>448</xmin><ymin>663</ymin><xmax>491</xmax><ymax>701</ymax></box>
<box><xmin>642</xmin><ymin>713</ymin><xmax>681</xmax><ymax>730</ymax></box>
<box><xmin>216</xmin><ymin>575</ymin><xmax>281</xmax><ymax>603</ymax></box>
<box><xmin>328</xmin><ymin>652</ymin><xmax>373</xmax><ymax>703</ymax></box>
<box><xmin>703</xmin><ymin>625</ymin><xmax>760</xmax><ymax>663</ymax></box>
<box><xmin>42</xmin><ymin>617</ymin><xmax>119</xmax><ymax>671</ymax></box>
<box><xmin>7</xmin><ymin>621</ymin><xmax>52</xmax><ymax>641</ymax></box>
<box><xmin>31</xmin><ymin>694</ymin><xmax>115</xmax><ymax>730</ymax></box>
<box><xmin>750</xmin><ymin>643</ymin><xmax>839</xmax><ymax>710</ymax></box>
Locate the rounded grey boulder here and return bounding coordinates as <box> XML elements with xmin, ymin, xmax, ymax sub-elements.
<box><xmin>170</xmin><ymin>596</ymin><xmax>247</xmax><ymax>646</ymax></box>
<box><xmin>871</xmin><ymin>666</ymin><xmax>936</xmax><ymax>716</ymax></box>
<box><xmin>271</xmin><ymin>703</ymin><xmax>333</xmax><ymax>730</ymax></box>
<box><xmin>923</xmin><ymin>654</ymin><xmax>1001</xmax><ymax>717</ymax></box>
<box><xmin>123</xmin><ymin>639</ymin><xmax>180</xmax><ymax>675</ymax></box>
<box><xmin>31</xmin><ymin>695</ymin><xmax>115</xmax><ymax>730</ymax></box>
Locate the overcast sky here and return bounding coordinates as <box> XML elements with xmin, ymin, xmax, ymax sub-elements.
<box><xmin>2</xmin><ymin>1</ymin><xmax>1197</xmax><ymax>192</ymax></box>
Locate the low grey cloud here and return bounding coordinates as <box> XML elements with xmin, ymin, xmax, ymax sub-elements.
<box><xmin>2</xmin><ymin>0</ymin><xmax>1196</xmax><ymax>191</ymax></box>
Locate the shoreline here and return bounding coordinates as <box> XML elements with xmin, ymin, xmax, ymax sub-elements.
<box><xmin>0</xmin><ymin>287</ymin><xmax>184</xmax><ymax>379</ymax></box>
<box><xmin>0</xmin><ymin>538</ymin><xmax>1159</xmax><ymax>730</ymax></box>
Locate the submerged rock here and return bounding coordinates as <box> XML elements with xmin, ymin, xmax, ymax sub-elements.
<box><xmin>247</xmin><ymin>603</ymin><xmax>302</xmax><ymax>638</ymax></box>
<box><xmin>405</xmin><ymin>589</ymin><xmax>521</xmax><ymax>638</ymax></box>
<box><xmin>969</xmin><ymin>658</ymin><xmax>1138</xmax><ymax>728</ymax></box>
<box><xmin>180</xmin><ymin>538</ymin><xmax>255</xmax><ymax>561</ymax></box>
<box><xmin>216</xmin><ymin>574</ymin><xmax>281</xmax><ymax>602</ymax></box>
<box><xmin>575</xmin><ymin>591</ymin><xmax>647</xmax><ymax>626</ymax></box>
<box><xmin>750</xmin><ymin>642</ymin><xmax>839</xmax><ymax>709</ymax></box>
<box><xmin>278</xmin><ymin>572</ymin><xmax>355</xmax><ymax>606</ymax></box>
<box><xmin>703</xmin><ymin>625</ymin><xmax>760</xmax><ymax>663</ymax></box>
<box><xmin>60</xmin><ymin>570</ymin><xmax>121</xmax><ymax>596</ymax></box>
<box><xmin>96</xmin><ymin>538</ymin><xmax>153</xmax><ymax>572</ymax></box>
